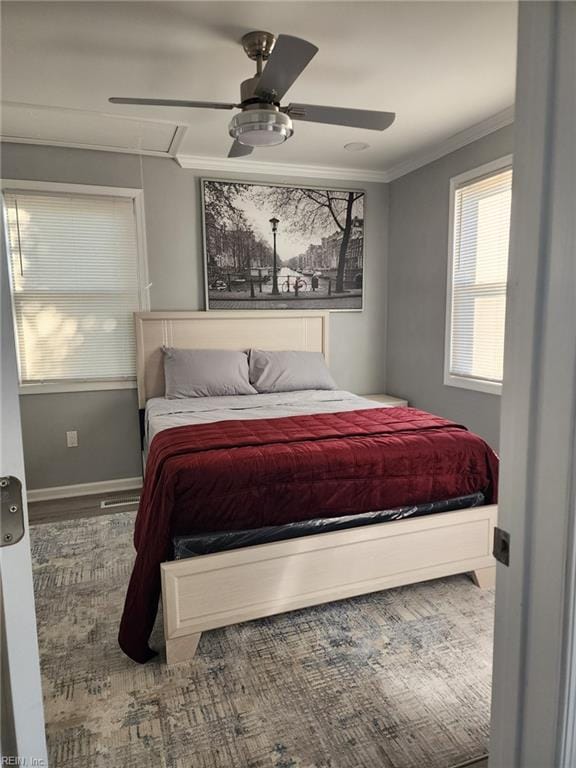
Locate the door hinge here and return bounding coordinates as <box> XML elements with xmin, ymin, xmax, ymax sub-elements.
<box><xmin>493</xmin><ymin>526</ymin><xmax>510</xmax><ymax>566</ymax></box>
<box><xmin>0</xmin><ymin>476</ymin><xmax>25</xmax><ymax>547</ymax></box>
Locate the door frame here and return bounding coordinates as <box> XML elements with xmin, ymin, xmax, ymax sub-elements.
<box><xmin>0</xmin><ymin>203</ymin><xmax>47</xmax><ymax>761</ymax></box>
<box><xmin>489</xmin><ymin>2</ymin><xmax>576</xmax><ymax>766</ymax></box>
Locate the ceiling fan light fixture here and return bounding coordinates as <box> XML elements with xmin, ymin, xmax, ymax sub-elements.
<box><xmin>229</xmin><ymin>109</ymin><xmax>293</xmax><ymax>147</ymax></box>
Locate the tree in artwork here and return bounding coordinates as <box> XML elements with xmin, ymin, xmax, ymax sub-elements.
<box><xmin>254</xmin><ymin>186</ymin><xmax>364</xmax><ymax>293</ymax></box>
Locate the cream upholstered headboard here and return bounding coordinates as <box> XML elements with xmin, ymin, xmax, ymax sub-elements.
<box><xmin>134</xmin><ymin>310</ymin><xmax>330</xmax><ymax>407</ymax></box>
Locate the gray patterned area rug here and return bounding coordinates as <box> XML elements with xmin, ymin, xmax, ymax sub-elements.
<box><xmin>31</xmin><ymin>511</ymin><xmax>494</xmax><ymax>768</ymax></box>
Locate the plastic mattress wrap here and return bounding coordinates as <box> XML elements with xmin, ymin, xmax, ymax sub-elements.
<box><xmin>172</xmin><ymin>492</ymin><xmax>485</xmax><ymax>560</ymax></box>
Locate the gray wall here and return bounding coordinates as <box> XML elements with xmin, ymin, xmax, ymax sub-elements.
<box><xmin>386</xmin><ymin>125</ymin><xmax>514</xmax><ymax>450</ymax></box>
<box><xmin>1</xmin><ymin>142</ymin><xmax>389</xmax><ymax>489</ymax></box>
<box><xmin>4</xmin><ymin>125</ymin><xmax>511</xmax><ymax>488</ymax></box>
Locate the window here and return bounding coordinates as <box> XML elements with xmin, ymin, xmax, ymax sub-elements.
<box><xmin>445</xmin><ymin>157</ymin><xmax>513</xmax><ymax>395</ymax></box>
<box><xmin>3</xmin><ymin>182</ymin><xmax>149</xmax><ymax>392</ymax></box>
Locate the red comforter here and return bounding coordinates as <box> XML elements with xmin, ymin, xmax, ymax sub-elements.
<box><xmin>119</xmin><ymin>407</ymin><xmax>498</xmax><ymax>662</ymax></box>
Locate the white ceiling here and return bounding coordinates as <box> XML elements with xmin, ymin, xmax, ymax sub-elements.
<box><xmin>1</xmin><ymin>1</ymin><xmax>518</xmax><ymax>173</ymax></box>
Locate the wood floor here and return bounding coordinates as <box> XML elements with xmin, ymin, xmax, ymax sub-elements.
<box><xmin>28</xmin><ymin>489</ymin><xmax>140</xmax><ymax>525</ymax></box>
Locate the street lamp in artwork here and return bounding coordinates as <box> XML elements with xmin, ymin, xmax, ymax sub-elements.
<box><xmin>269</xmin><ymin>216</ymin><xmax>280</xmax><ymax>296</ymax></box>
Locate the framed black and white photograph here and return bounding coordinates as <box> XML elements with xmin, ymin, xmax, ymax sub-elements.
<box><xmin>202</xmin><ymin>179</ymin><xmax>365</xmax><ymax>311</ymax></box>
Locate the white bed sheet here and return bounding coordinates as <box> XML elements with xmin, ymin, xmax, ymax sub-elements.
<box><xmin>144</xmin><ymin>390</ymin><xmax>388</xmax><ymax>453</ymax></box>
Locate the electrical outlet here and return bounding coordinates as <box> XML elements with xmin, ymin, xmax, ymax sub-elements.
<box><xmin>66</xmin><ymin>430</ymin><xmax>78</xmax><ymax>448</ymax></box>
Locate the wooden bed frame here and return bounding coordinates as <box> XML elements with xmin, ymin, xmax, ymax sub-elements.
<box><xmin>135</xmin><ymin>310</ymin><xmax>497</xmax><ymax>665</ymax></box>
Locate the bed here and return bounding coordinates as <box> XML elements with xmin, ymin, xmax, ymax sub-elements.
<box><xmin>121</xmin><ymin>310</ymin><xmax>498</xmax><ymax>665</ymax></box>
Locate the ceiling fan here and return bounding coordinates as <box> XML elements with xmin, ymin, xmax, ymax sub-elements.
<box><xmin>109</xmin><ymin>31</ymin><xmax>395</xmax><ymax>158</ymax></box>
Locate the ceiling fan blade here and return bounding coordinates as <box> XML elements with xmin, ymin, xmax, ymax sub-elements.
<box><xmin>255</xmin><ymin>35</ymin><xmax>318</xmax><ymax>101</ymax></box>
<box><xmin>109</xmin><ymin>97</ymin><xmax>237</xmax><ymax>110</ymax></box>
<box><xmin>228</xmin><ymin>140</ymin><xmax>254</xmax><ymax>158</ymax></box>
<box><xmin>286</xmin><ymin>104</ymin><xmax>396</xmax><ymax>131</ymax></box>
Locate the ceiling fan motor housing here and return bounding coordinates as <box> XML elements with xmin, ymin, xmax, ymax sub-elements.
<box><xmin>240</xmin><ymin>75</ymin><xmax>265</xmax><ymax>104</ymax></box>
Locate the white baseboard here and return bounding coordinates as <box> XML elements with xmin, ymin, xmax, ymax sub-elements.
<box><xmin>27</xmin><ymin>476</ymin><xmax>143</xmax><ymax>503</ymax></box>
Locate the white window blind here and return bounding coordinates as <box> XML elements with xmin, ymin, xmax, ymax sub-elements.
<box><xmin>447</xmin><ymin>165</ymin><xmax>512</xmax><ymax>390</ymax></box>
<box><xmin>4</xmin><ymin>190</ymin><xmax>144</xmax><ymax>384</ymax></box>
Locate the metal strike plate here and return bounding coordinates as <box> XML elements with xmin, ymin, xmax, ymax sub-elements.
<box><xmin>1</xmin><ymin>476</ymin><xmax>25</xmax><ymax>547</ymax></box>
<box><xmin>493</xmin><ymin>526</ymin><xmax>510</xmax><ymax>567</ymax></box>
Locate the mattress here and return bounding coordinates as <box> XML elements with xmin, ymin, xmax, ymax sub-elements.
<box><xmin>144</xmin><ymin>389</ymin><xmax>387</xmax><ymax>454</ymax></box>
<box><xmin>172</xmin><ymin>492</ymin><xmax>486</xmax><ymax>559</ymax></box>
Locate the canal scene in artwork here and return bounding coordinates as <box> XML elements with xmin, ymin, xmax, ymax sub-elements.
<box><xmin>202</xmin><ymin>179</ymin><xmax>365</xmax><ymax>310</ymax></box>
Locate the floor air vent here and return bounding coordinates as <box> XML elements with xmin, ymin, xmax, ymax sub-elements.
<box><xmin>100</xmin><ymin>495</ymin><xmax>140</xmax><ymax>509</ymax></box>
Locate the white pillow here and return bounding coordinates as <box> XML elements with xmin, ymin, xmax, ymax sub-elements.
<box><xmin>162</xmin><ymin>347</ymin><xmax>256</xmax><ymax>398</ymax></box>
<box><xmin>249</xmin><ymin>349</ymin><xmax>337</xmax><ymax>393</ymax></box>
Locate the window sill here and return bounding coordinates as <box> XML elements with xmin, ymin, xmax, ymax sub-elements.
<box><xmin>19</xmin><ymin>380</ymin><xmax>137</xmax><ymax>395</ymax></box>
<box><xmin>444</xmin><ymin>373</ymin><xmax>502</xmax><ymax>396</ymax></box>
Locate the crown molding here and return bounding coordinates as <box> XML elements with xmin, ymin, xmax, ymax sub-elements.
<box><xmin>384</xmin><ymin>105</ymin><xmax>515</xmax><ymax>182</ymax></box>
<box><xmin>174</xmin><ymin>153</ymin><xmax>389</xmax><ymax>183</ymax></box>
